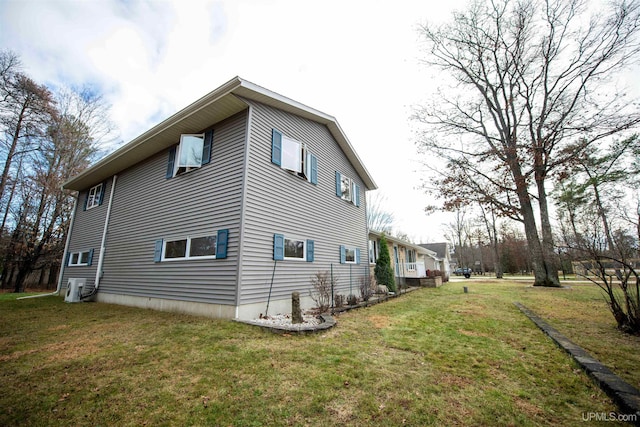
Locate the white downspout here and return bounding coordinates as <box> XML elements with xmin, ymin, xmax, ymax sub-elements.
<box><xmin>18</xmin><ymin>195</ymin><xmax>79</xmax><ymax>300</ymax></box>
<box><xmin>94</xmin><ymin>174</ymin><xmax>117</xmax><ymax>291</ymax></box>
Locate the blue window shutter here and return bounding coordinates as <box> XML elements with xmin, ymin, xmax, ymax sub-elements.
<box><xmin>335</xmin><ymin>171</ymin><xmax>341</xmax><ymax>197</ymax></box>
<box><xmin>216</xmin><ymin>229</ymin><xmax>229</xmax><ymax>259</ymax></box>
<box><xmin>82</xmin><ymin>192</ymin><xmax>89</xmax><ymax>211</ymax></box>
<box><xmin>271</xmin><ymin>129</ymin><xmax>282</xmax><ymax>166</ymax></box>
<box><xmin>202</xmin><ymin>130</ymin><xmax>213</xmax><ymax>165</ymax></box>
<box><xmin>306</xmin><ymin>240</ymin><xmax>314</xmax><ymax>262</ymax></box>
<box><xmin>355</xmin><ymin>248</ymin><xmax>361</xmax><ymax>265</ymax></box>
<box><xmin>154</xmin><ymin>240</ymin><xmax>163</xmax><ymax>262</ymax></box>
<box><xmin>354</xmin><ymin>184</ymin><xmax>360</xmax><ymax>207</ymax></box>
<box><xmin>87</xmin><ymin>248</ymin><xmax>94</xmax><ymax>266</ymax></box>
<box><xmin>65</xmin><ymin>252</ymin><xmax>71</xmax><ymax>266</ymax></box>
<box><xmin>310</xmin><ymin>154</ymin><xmax>318</xmax><ymax>185</ymax></box>
<box><xmin>98</xmin><ymin>182</ymin><xmax>106</xmax><ymax>206</ymax></box>
<box><xmin>166</xmin><ymin>147</ymin><xmax>176</xmax><ymax>179</ymax></box>
<box><xmin>340</xmin><ymin>245</ymin><xmax>346</xmax><ymax>264</ymax></box>
<box><xmin>273</xmin><ymin>234</ymin><xmax>284</xmax><ymax>261</ymax></box>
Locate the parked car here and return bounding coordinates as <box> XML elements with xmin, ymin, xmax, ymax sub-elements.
<box><xmin>454</xmin><ymin>267</ymin><xmax>472</xmax><ymax>278</ymax></box>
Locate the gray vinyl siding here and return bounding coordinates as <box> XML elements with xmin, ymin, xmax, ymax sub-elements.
<box><xmin>61</xmin><ymin>178</ymin><xmax>113</xmax><ymax>288</ymax></box>
<box><xmin>93</xmin><ymin>111</ymin><xmax>248</xmax><ymax>305</ymax></box>
<box><xmin>239</xmin><ymin>100</ymin><xmax>369</xmax><ymax>305</ymax></box>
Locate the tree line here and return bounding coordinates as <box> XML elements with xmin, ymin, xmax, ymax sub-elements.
<box><xmin>0</xmin><ymin>50</ymin><xmax>113</xmax><ymax>292</ymax></box>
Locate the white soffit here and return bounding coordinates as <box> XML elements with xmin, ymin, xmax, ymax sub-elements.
<box><xmin>64</xmin><ymin>77</ymin><xmax>377</xmax><ymax>191</ymax></box>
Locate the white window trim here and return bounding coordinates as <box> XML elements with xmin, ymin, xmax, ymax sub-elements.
<box><xmin>344</xmin><ymin>246</ymin><xmax>357</xmax><ymax>264</ymax></box>
<box><xmin>284</xmin><ymin>236</ymin><xmax>307</xmax><ymax>261</ymax></box>
<box><xmin>282</xmin><ymin>139</ymin><xmax>313</xmax><ymax>182</ymax></box>
<box><xmin>86</xmin><ymin>183</ymin><xmax>102</xmax><ymax>210</ymax></box>
<box><xmin>406</xmin><ymin>249</ymin><xmax>417</xmax><ymax>271</ymax></box>
<box><xmin>369</xmin><ymin>239</ymin><xmax>378</xmax><ymax>265</ymax></box>
<box><xmin>275</xmin><ymin>130</ymin><xmax>314</xmax><ymax>183</ymax></box>
<box><xmin>68</xmin><ymin>250</ymin><xmax>91</xmax><ymax>266</ymax></box>
<box><xmin>340</xmin><ymin>175</ymin><xmax>352</xmax><ymax>202</ymax></box>
<box><xmin>174</xmin><ymin>133</ymin><xmax>205</xmax><ymax>176</ymax></box>
<box><xmin>161</xmin><ymin>234</ymin><xmax>217</xmax><ymax>261</ymax></box>
<box><xmin>281</xmin><ymin>136</ymin><xmax>302</xmax><ymax>173</ymax></box>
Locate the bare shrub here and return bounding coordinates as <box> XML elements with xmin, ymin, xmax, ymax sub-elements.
<box><xmin>359</xmin><ymin>275</ymin><xmax>377</xmax><ymax>301</ymax></box>
<box><xmin>309</xmin><ymin>271</ymin><xmax>332</xmax><ymax>312</ymax></box>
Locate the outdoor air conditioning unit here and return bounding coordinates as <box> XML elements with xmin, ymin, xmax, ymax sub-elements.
<box><xmin>64</xmin><ymin>278</ymin><xmax>86</xmax><ymax>303</ymax></box>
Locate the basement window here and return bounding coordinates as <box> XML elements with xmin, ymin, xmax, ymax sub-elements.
<box><xmin>156</xmin><ymin>230</ymin><xmax>228</xmax><ymax>262</ymax></box>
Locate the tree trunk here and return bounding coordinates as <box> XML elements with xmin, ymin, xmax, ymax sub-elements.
<box><xmin>13</xmin><ymin>261</ymin><xmax>30</xmax><ymax>293</ymax></box>
<box><xmin>512</xmin><ymin>160</ymin><xmax>560</xmax><ymax>286</ymax></box>
<box><xmin>536</xmin><ymin>176</ymin><xmax>561</xmax><ymax>286</ymax></box>
<box><xmin>47</xmin><ymin>264</ymin><xmax>58</xmax><ymax>290</ymax></box>
<box><xmin>0</xmin><ymin>101</ymin><xmax>27</xmax><ymax>209</ymax></box>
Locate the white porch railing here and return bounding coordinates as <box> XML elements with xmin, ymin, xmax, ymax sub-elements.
<box><xmin>402</xmin><ymin>262</ymin><xmax>426</xmax><ymax>278</ymax></box>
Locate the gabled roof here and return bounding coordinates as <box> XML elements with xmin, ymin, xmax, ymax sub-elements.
<box><xmin>418</xmin><ymin>243</ymin><xmax>450</xmax><ymax>261</ymax></box>
<box><xmin>64</xmin><ymin>76</ymin><xmax>377</xmax><ymax>191</ymax></box>
<box><xmin>368</xmin><ymin>230</ymin><xmax>438</xmax><ymax>259</ymax></box>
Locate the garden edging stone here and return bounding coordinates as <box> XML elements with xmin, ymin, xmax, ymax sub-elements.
<box><xmin>515</xmin><ymin>302</ymin><xmax>640</xmax><ymax>425</ymax></box>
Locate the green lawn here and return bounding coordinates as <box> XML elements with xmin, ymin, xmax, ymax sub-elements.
<box><xmin>1</xmin><ymin>280</ymin><xmax>638</xmax><ymax>426</ymax></box>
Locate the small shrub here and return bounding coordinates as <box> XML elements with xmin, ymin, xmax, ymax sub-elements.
<box><xmin>347</xmin><ymin>294</ymin><xmax>358</xmax><ymax>306</ymax></box>
<box><xmin>309</xmin><ymin>271</ymin><xmax>333</xmax><ymax>312</ymax></box>
<box><xmin>334</xmin><ymin>294</ymin><xmax>345</xmax><ymax>308</ymax></box>
<box><xmin>359</xmin><ymin>275</ymin><xmax>377</xmax><ymax>301</ymax></box>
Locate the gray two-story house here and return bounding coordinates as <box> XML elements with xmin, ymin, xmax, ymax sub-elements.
<box><xmin>60</xmin><ymin>77</ymin><xmax>376</xmax><ymax>320</ymax></box>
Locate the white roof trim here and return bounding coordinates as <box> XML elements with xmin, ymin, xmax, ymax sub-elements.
<box><xmin>368</xmin><ymin>230</ymin><xmax>436</xmax><ymax>256</ymax></box>
<box><xmin>64</xmin><ymin>76</ymin><xmax>377</xmax><ymax>191</ymax></box>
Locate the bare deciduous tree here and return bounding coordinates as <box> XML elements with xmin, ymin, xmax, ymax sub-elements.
<box><xmin>0</xmin><ymin>51</ymin><xmax>115</xmax><ymax>292</ymax></box>
<box><xmin>366</xmin><ymin>191</ymin><xmax>395</xmax><ymax>233</ymax></box>
<box><xmin>415</xmin><ymin>0</ymin><xmax>640</xmax><ymax>286</ymax></box>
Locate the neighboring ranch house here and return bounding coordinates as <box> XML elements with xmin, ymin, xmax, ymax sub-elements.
<box><xmin>418</xmin><ymin>242</ymin><xmax>452</xmax><ymax>280</ymax></box>
<box><xmin>61</xmin><ymin>77</ymin><xmax>377</xmax><ymax>320</ymax></box>
<box><xmin>368</xmin><ymin>231</ymin><xmax>441</xmax><ymax>286</ymax></box>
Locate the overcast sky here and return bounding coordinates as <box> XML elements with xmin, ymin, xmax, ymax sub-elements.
<box><xmin>1</xmin><ymin>0</ymin><xmax>474</xmax><ymax>243</ymax></box>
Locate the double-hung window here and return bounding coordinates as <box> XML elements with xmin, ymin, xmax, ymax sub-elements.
<box><xmin>273</xmin><ymin>234</ymin><xmax>314</xmax><ymax>262</ymax></box>
<box><xmin>335</xmin><ymin>171</ymin><xmax>360</xmax><ymax>206</ymax></box>
<box><xmin>154</xmin><ymin>230</ymin><xmax>228</xmax><ymax>262</ymax></box>
<box><xmin>271</xmin><ymin>129</ymin><xmax>318</xmax><ymax>184</ymax></box>
<box><xmin>166</xmin><ymin>130</ymin><xmax>213</xmax><ymax>178</ymax></box>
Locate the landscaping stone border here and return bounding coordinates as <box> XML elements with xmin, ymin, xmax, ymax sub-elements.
<box><xmin>237</xmin><ymin>287</ymin><xmax>422</xmax><ymax>334</ymax></box>
<box><xmin>515</xmin><ymin>302</ymin><xmax>640</xmax><ymax>424</ymax></box>
<box><xmin>237</xmin><ymin>314</ymin><xmax>337</xmax><ymax>335</ymax></box>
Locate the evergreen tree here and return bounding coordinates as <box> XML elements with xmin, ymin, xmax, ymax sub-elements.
<box><xmin>374</xmin><ymin>234</ymin><xmax>395</xmax><ymax>293</ymax></box>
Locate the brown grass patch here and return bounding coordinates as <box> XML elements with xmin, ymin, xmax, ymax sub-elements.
<box><xmin>514</xmin><ymin>396</ymin><xmax>544</xmax><ymax>418</ymax></box>
<box><xmin>434</xmin><ymin>373</ymin><xmax>474</xmax><ymax>389</ymax></box>
<box><xmin>368</xmin><ymin>315</ymin><xmax>391</xmax><ymax>329</ymax></box>
<box><xmin>0</xmin><ymin>348</ymin><xmax>38</xmax><ymax>362</ymax></box>
<box><xmin>47</xmin><ymin>324</ymin><xmax>70</xmax><ymax>332</ymax></box>
<box><xmin>42</xmin><ymin>336</ymin><xmax>104</xmax><ymax>362</ymax></box>
<box><xmin>325</xmin><ymin>401</ymin><xmax>355</xmax><ymax>423</ymax></box>
<box><xmin>458</xmin><ymin>329</ymin><xmax>491</xmax><ymax>338</ymax></box>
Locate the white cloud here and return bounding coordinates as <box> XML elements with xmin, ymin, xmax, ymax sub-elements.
<box><xmin>0</xmin><ymin>0</ymin><xmax>476</xmax><ymax>243</ymax></box>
